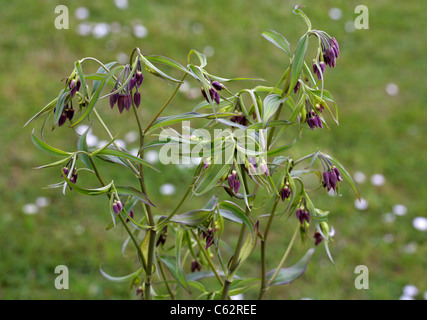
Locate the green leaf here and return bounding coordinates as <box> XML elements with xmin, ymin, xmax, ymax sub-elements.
<box><xmin>31</xmin><ymin>131</ymin><xmax>72</xmax><ymax>157</ymax></box>
<box><xmin>95</xmin><ymin>148</ymin><xmax>160</xmax><ymax>172</ymax></box>
<box><xmin>145</xmin><ymin>55</ymin><xmax>189</xmax><ymax>74</ymax></box>
<box><xmin>292</xmin><ymin>6</ymin><xmax>312</xmax><ymax>30</ymax></box>
<box><xmin>267</xmin><ymin>139</ymin><xmax>296</xmax><ymax>157</ymax></box>
<box><xmin>62</xmin><ymin>174</ymin><xmax>113</xmax><ymax>196</ymax></box>
<box><xmin>227</xmin><ymin>278</ymin><xmax>259</xmax><ymax>296</ymax></box>
<box><xmin>52</xmin><ymin>88</ymin><xmax>69</xmax><ymax>129</ymax></box>
<box><xmin>92</xmin><ymin>61</ymin><xmax>118</xmax><ymax>95</ymax></box>
<box><xmin>288</xmin><ymin>34</ymin><xmax>308</xmax><ymax>95</ymax></box>
<box><xmin>188</xmin><ymin>49</ymin><xmax>207</xmax><ymax>68</ymax></box>
<box><xmin>147</xmin><ymin>112</ymin><xmax>210</xmax><ymax>133</ymax></box>
<box><xmin>170</xmin><ymin>209</ymin><xmax>212</xmax><ymax>227</ymax></box>
<box><xmin>237</xmin><ymin>220</ymin><xmax>259</xmax><ymax>266</ymax></box>
<box><xmin>115</xmin><ymin>185</ymin><xmax>155</xmax><ymax>207</ymax></box>
<box><xmin>74</xmin><ymin>60</ymin><xmax>87</xmax><ymax>98</ymax></box>
<box><xmin>140</xmin><ymin>54</ymin><xmax>182</xmax><ymax>83</ymax></box>
<box><xmin>34</xmin><ymin>156</ymin><xmax>72</xmax><ymax>170</ymax></box>
<box><xmin>261</xmin><ymin>30</ymin><xmax>291</xmax><ymax>57</ymax></box>
<box><xmin>194</xmin><ymin>164</ymin><xmax>232</xmax><ymax>196</ymax></box>
<box><xmin>267</xmin><ymin>247</ymin><xmax>315</xmax><ymax>285</ymax></box>
<box><xmin>219</xmin><ymin>201</ymin><xmax>253</xmax><ymax>239</ymax></box>
<box><xmin>25</xmin><ymin>97</ymin><xmax>57</xmax><ymax>127</ymax></box>
<box><xmin>77</xmin><ymin>125</ymin><xmax>93</xmax><ymax>170</ymax></box>
<box><xmin>159</xmin><ymin>255</ymin><xmax>190</xmax><ymax>292</ymax></box>
<box><xmin>99</xmin><ymin>267</ymin><xmax>141</xmax><ymax>283</ymax></box>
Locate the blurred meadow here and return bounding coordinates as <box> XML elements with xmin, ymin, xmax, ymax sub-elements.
<box><xmin>1</xmin><ymin>0</ymin><xmax>426</xmax><ymax>300</ymax></box>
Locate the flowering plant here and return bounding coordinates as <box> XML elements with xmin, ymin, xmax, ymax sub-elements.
<box><xmin>27</xmin><ymin>6</ymin><xmax>359</xmax><ymax>300</ymax></box>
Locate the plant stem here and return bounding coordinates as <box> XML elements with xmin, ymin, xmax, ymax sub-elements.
<box><xmin>92</xmin><ymin>108</ymin><xmax>140</xmax><ymax>176</ymax></box>
<box><xmin>143</xmin><ymin>72</ymin><xmax>187</xmax><ymax>133</ymax></box>
<box><xmin>267</xmin><ymin>224</ymin><xmax>300</xmax><ymax>287</ymax></box>
<box><xmin>258</xmin><ymin>197</ymin><xmax>279</xmax><ymax>300</ymax></box>
<box><xmin>157</xmin><ymin>253</ymin><xmax>176</xmax><ymax>300</ymax></box>
<box><xmin>190</xmin><ymin>230</ymin><xmax>224</xmax><ymax>288</ymax></box>
<box><xmin>88</xmin><ymin>156</ymin><xmax>147</xmax><ymax>271</ymax></box>
<box><xmin>221</xmin><ymin>166</ymin><xmax>251</xmax><ymax>300</ymax></box>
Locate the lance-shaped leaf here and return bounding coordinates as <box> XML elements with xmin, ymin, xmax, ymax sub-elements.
<box><xmin>188</xmin><ymin>49</ymin><xmax>207</xmax><ymax>68</ymax></box>
<box><xmin>62</xmin><ymin>174</ymin><xmax>113</xmax><ymax>196</ymax></box>
<box><xmin>219</xmin><ymin>201</ymin><xmax>253</xmax><ymax>238</ymax></box>
<box><xmin>159</xmin><ymin>255</ymin><xmax>190</xmax><ymax>292</ymax></box>
<box><xmin>25</xmin><ymin>97</ymin><xmax>58</xmax><ymax>127</ymax></box>
<box><xmin>99</xmin><ymin>267</ymin><xmax>141</xmax><ymax>283</ymax></box>
<box><xmin>52</xmin><ymin>88</ymin><xmax>69</xmax><ymax>129</ymax></box>
<box><xmin>262</xmin><ymin>29</ymin><xmax>291</xmax><ymax>57</ymax></box>
<box><xmin>31</xmin><ymin>131</ymin><xmax>72</xmax><ymax>157</ymax></box>
<box><xmin>95</xmin><ymin>148</ymin><xmax>160</xmax><ymax>172</ymax></box>
<box><xmin>170</xmin><ymin>209</ymin><xmax>212</xmax><ymax>227</ymax></box>
<box><xmin>236</xmin><ymin>220</ymin><xmax>259</xmax><ymax>267</ymax></box>
<box><xmin>91</xmin><ymin>61</ymin><xmax>118</xmax><ymax>95</ymax></box>
<box><xmin>288</xmin><ymin>34</ymin><xmax>308</xmax><ymax>96</ymax></box>
<box><xmin>77</xmin><ymin>125</ymin><xmax>93</xmax><ymax>170</ymax></box>
<box><xmin>139</xmin><ymin>54</ymin><xmax>182</xmax><ymax>83</ymax></box>
<box><xmin>267</xmin><ymin>247</ymin><xmax>315</xmax><ymax>285</ymax></box>
<box><xmin>146</xmin><ymin>112</ymin><xmax>210</xmax><ymax>133</ymax></box>
<box><xmin>74</xmin><ymin>60</ymin><xmax>87</xmax><ymax>98</ymax></box>
<box><xmin>267</xmin><ymin>139</ymin><xmax>296</xmax><ymax>157</ymax></box>
<box><xmin>145</xmin><ymin>55</ymin><xmax>189</xmax><ymax>74</ymax></box>
<box><xmin>115</xmin><ymin>185</ymin><xmax>155</xmax><ymax>207</ymax></box>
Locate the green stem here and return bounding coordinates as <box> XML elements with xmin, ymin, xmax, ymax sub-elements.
<box><xmin>267</xmin><ymin>224</ymin><xmax>300</xmax><ymax>287</ymax></box>
<box><xmin>258</xmin><ymin>197</ymin><xmax>279</xmax><ymax>300</ymax></box>
<box><xmin>190</xmin><ymin>230</ymin><xmax>224</xmax><ymax>288</ymax></box>
<box><xmin>88</xmin><ymin>156</ymin><xmax>147</xmax><ymax>272</ymax></box>
<box><xmin>143</xmin><ymin>72</ymin><xmax>187</xmax><ymax>133</ymax></box>
<box><xmin>93</xmin><ymin>108</ymin><xmax>139</xmax><ymax>176</ymax></box>
<box><xmin>221</xmin><ymin>167</ymin><xmax>251</xmax><ymax>300</ymax></box>
<box><xmin>157</xmin><ymin>253</ymin><xmax>176</xmax><ymax>300</ymax></box>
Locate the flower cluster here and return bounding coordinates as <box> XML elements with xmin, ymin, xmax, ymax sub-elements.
<box><xmin>112</xmin><ymin>200</ymin><xmax>123</xmax><ymax>215</ymax></box>
<box><xmin>296</xmin><ymin>206</ymin><xmax>310</xmax><ymax>225</ymax></box>
<box><xmin>109</xmin><ymin>60</ymin><xmax>144</xmax><ymax>113</ymax></box>
<box><xmin>279</xmin><ymin>181</ymin><xmax>291</xmax><ymax>202</ymax></box>
<box><xmin>306</xmin><ymin>102</ymin><xmax>325</xmax><ymax>130</ymax></box>
<box><xmin>323</xmin><ymin>166</ymin><xmax>342</xmax><ymax>192</ymax></box>
<box><xmin>227</xmin><ymin>170</ymin><xmax>241</xmax><ymax>194</ymax></box>
<box><xmin>201</xmin><ymin>81</ymin><xmax>224</xmax><ymax>105</ymax></box>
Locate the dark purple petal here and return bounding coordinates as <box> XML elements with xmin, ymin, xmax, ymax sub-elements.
<box><xmin>58</xmin><ymin>113</ymin><xmax>67</xmax><ymax>127</ymax></box>
<box><xmin>323</xmin><ymin>171</ymin><xmax>331</xmax><ymax>190</ymax></box>
<box><xmin>125</xmin><ymin>94</ymin><xmax>132</xmax><ymax>111</ymax></box>
<box><xmin>136</xmin><ymin>71</ymin><xmax>144</xmax><ymax>88</ymax></box>
<box><xmin>233</xmin><ymin>179</ymin><xmax>241</xmax><ymax>194</ymax></box>
<box><xmin>227</xmin><ymin>174</ymin><xmax>235</xmax><ymax>190</ymax></box>
<box><xmin>211</xmin><ymin>81</ymin><xmax>223</xmax><ymax>91</ymax></box>
<box><xmin>201</xmin><ymin>88</ymin><xmax>209</xmax><ymax>102</ymax></box>
<box><xmin>109</xmin><ymin>92</ymin><xmax>119</xmax><ymax>109</ymax></box>
<box><xmin>329</xmin><ymin>170</ymin><xmax>337</xmax><ymax>190</ymax></box>
<box><xmin>333</xmin><ymin>167</ymin><xmax>343</xmax><ymax>182</ymax></box>
<box><xmin>128</xmin><ymin>76</ymin><xmax>136</xmax><ymax>91</ymax></box>
<box><xmin>113</xmin><ymin>203</ymin><xmax>120</xmax><ymax>215</ymax></box>
<box><xmin>293</xmin><ymin>81</ymin><xmax>301</xmax><ymax>93</ymax></box>
<box><xmin>133</xmin><ymin>91</ymin><xmax>141</xmax><ymax>108</ymax></box>
<box><xmin>118</xmin><ymin>95</ymin><xmax>125</xmax><ymax>113</ymax></box>
<box><xmin>314</xmin><ymin>232</ymin><xmax>323</xmax><ymax>246</ymax></box>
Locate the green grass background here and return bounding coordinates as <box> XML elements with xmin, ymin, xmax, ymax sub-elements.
<box><xmin>1</xmin><ymin>0</ymin><xmax>426</xmax><ymax>299</ymax></box>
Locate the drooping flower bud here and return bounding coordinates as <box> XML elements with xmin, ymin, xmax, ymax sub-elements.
<box><xmin>109</xmin><ymin>92</ymin><xmax>119</xmax><ymax>109</ymax></box>
<box><xmin>191</xmin><ymin>260</ymin><xmax>202</xmax><ymax>273</ymax></box>
<box><xmin>133</xmin><ymin>91</ymin><xmax>141</xmax><ymax>109</ymax></box>
<box><xmin>58</xmin><ymin>113</ymin><xmax>67</xmax><ymax>127</ymax></box>
<box><xmin>117</xmin><ymin>94</ymin><xmax>126</xmax><ymax>114</ymax></box>
<box><xmin>314</xmin><ymin>231</ymin><xmax>323</xmax><ymax>246</ymax></box>
<box><xmin>211</xmin><ymin>81</ymin><xmax>223</xmax><ymax>91</ymax></box>
<box><xmin>259</xmin><ymin>161</ymin><xmax>269</xmax><ymax>176</ymax></box>
<box><xmin>293</xmin><ymin>81</ymin><xmax>301</xmax><ymax>93</ymax></box>
<box><xmin>112</xmin><ymin>202</ymin><xmax>120</xmax><ymax>215</ymax></box>
<box><xmin>333</xmin><ymin>166</ymin><xmax>342</xmax><ymax>182</ymax></box>
<box><xmin>209</xmin><ymin>88</ymin><xmax>220</xmax><ymax>105</ymax></box>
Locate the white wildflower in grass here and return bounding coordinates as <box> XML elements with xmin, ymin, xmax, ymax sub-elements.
<box><xmin>354</xmin><ymin>198</ymin><xmax>368</xmax><ymax>211</ymax></box>
<box><xmin>370</xmin><ymin>173</ymin><xmax>385</xmax><ymax>186</ymax></box>
<box><xmin>23</xmin><ymin>203</ymin><xmax>38</xmax><ymax>215</ymax></box>
<box><xmin>160</xmin><ymin>183</ymin><xmax>176</xmax><ymax>196</ymax></box>
<box><xmin>393</xmin><ymin>204</ymin><xmax>407</xmax><ymax>216</ymax></box>
<box><xmin>412</xmin><ymin>217</ymin><xmax>427</xmax><ymax>231</ymax></box>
